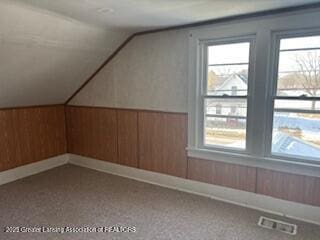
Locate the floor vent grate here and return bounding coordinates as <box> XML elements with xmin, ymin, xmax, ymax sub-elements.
<box><xmin>258</xmin><ymin>216</ymin><xmax>297</xmax><ymax>235</ymax></box>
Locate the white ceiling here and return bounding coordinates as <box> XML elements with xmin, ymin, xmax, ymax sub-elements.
<box><xmin>9</xmin><ymin>0</ymin><xmax>320</xmax><ymax>31</ymax></box>
<box><xmin>0</xmin><ymin>0</ymin><xmax>319</xmax><ymax>107</ymax></box>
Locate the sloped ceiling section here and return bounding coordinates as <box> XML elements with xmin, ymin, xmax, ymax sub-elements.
<box><xmin>1</xmin><ymin>0</ymin><xmax>320</xmax><ymax>108</ymax></box>
<box><xmin>0</xmin><ymin>0</ymin><xmax>129</xmax><ymax>108</ymax></box>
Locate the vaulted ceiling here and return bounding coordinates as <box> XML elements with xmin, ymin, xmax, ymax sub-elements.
<box><xmin>1</xmin><ymin>0</ymin><xmax>319</xmax><ymax>108</ymax></box>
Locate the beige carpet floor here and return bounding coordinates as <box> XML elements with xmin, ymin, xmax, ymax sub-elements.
<box><xmin>0</xmin><ymin>164</ymin><xmax>319</xmax><ymax>240</ymax></box>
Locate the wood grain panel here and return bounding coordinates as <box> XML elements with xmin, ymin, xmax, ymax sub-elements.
<box><xmin>117</xmin><ymin>110</ymin><xmax>138</xmax><ymax>168</ymax></box>
<box><xmin>212</xmin><ymin>161</ymin><xmax>256</xmax><ymax>192</ymax></box>
<box><xmin>138</xmin><ymin>112</ymin><xmax>187</xmax><ymax>178</ymax></box>
<box><xmin>65</xmin><ymin>105</ymin><xmax>319</xmax><ymax>206</ymax></box>
<box><xmin>0</xmin><ymin>106</ymin><xmax>67</xmax><ymax>172</ymax></box>
<box><xmin>0</xmin><ymin>110</ymin><xmax>17</xmax><ymax>170</ymax></box>
<box><xmin>257</xmin><ymin>168</ymin><xmax>320</xmax><ymax>206</ymax></box>
<box><xmin>187</xmin><ymin>158</ymin><xmax>214</xmax><ymax>184</ymax></box>
<box><xmin>188</xmin><ymin>158</ymin><xmax>256</xmax><ymax>192</ymax></box>
<box><xmin>304</xmin><ymin>176</ymin><xmax>320</xmax><ymax>206</ymax></box>
<box><xmin>66</xmin><ymin>106</ymin><xmax>118</xmax><ymax>163</ymax></box>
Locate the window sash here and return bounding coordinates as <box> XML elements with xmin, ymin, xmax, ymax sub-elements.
<box><xmin>208</xmin><ymin>62</ymin><xmax>248</xmax><ymax>67</ymax></box>
<box><xmin>280</xmin><ymin>47</ymin><xmax>320</xmax><ymax>52</ymax></box>
<box><xmin>202</xmin><ymin>38</ymin><xmax>253</xmax><ymax>96</ymax></box>
<box><xmin>273</xmin><ymin>97</ymin><xmax>320</xmax><ymax>113</ymax></box>
<box><xmin>202</xmin><ymin>95</ymin><xmax>247</xmax><ymax>99</ymax></box>
<box><xmin>266</xmin><ymin>30</ymin><xmax>320</xmax><ymax>163</ymax></box>
<box><xmin>205</xmin><ymin>114</ymin><xmax>247</xmax><ymax>119</ymax></box>
<box><xmin>200</xmin><ymin>37</ymin><xmax>253</xmax><ymax>153</ymax></box>
<box><xmin>274</xmin><ymin>96</ymin><xmax>320</xmax><ymax>100</ymax></box>
<box><xmin>273</xmin><ymin>108</ymin><xmax>320</xmax><ymax>114</ymax></box>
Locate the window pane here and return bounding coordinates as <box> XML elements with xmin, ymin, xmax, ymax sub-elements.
<box><xmin>208</xmin><ymin>42</ymin><xmax>250</xmax><ymax>65</ymax></box>
<box><xmin>204</xmin><ymin>117</ymin><xmax>246</xmax><ymax>149</ymax></box>
<box><xmin>272</xmin><ymin>112</ymin><xmax>320</xmax><ymax>160</ymax></box>
<box><xmin>277</xmin><ymin>41</ymin><xmax>320</xmax><ymax>97</ymax></box>
<box><xmin>275</xmin><ymin>100</ymin><xmax>320</xmax><ymax>111</ymax></box>
<box><xmin>280</xmin><ymin>35</ymin><xmax>320</xmax><ymax>50</ymax></box>
<box><xmin>205</xmin><ymin>99</ymin><xmax>247</xmax><ymax>117</ymax></box>
<box><xmin>207</xmin><ymin>65</ymin><xmax>248</xmax><ymax>95</ymax></box>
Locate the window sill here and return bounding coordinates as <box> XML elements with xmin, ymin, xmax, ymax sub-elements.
<box><xmin>187</xmin><ymin>147</ymin><xmax>320</xmax><ymax>178</ymax></box>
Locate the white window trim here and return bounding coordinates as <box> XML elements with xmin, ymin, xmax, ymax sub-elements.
<box><xmin>187</xmin><ymin>9</ymin><xmax>320</xmax><ymax>176</ymax></box>
<box><xmin>196</xmin><ymin>35</ymin><xmax>256</xmax><ymax>155</ymax></box>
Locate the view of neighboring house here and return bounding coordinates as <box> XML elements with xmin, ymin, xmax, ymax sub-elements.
<box><xmin>207</xmin><ymin>73</ymin><xmax>247</xmax><ymax>117</ymax></box>
<box><xmin>206</xmin><ymin>73</ymin><xmax>320</xmax><ymax>157</ymax></box>
<box><xmin>209</xmin><ymin>73</ymin><xmax>248</xmax><ymax>96</ymax></box>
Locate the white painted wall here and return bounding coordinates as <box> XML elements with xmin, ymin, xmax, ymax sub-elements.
<box><xmin>70</xmin><ymin>29</ymin><xmax>190</xmax><ymax>113</ymax></box>
<box><xmin>70</xmin><ymin>8</ymin><xmax>320</xmax><ymax>115</ymax></box>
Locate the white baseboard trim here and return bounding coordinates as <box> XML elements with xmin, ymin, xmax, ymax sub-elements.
<box><xmin>0</xmin><ymin>154</ymin><xmax>69</xmax><ymax>186</ymax></box>
<box><xmin>69</xmin><ymin>154</ymin><xmax>320</xmax><ymax>226</ymax></box>
<box><xmin>1</xmin><ymin>153</ymin><xmax>319</xmax><ymax>226</ymax></box>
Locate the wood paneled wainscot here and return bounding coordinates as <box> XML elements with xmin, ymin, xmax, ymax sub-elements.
<box><xmin>117</xmin><ymin>110</ymin><xmax>138</xmax><ymax>168</ymax></box>
<box><xmin>66</xmin><ymin>106</ymin><xmax>118</xmax><ymax>163</ymax></box>
<box><xmin>138</xmin><ymin>111</ymin><xmax>188</xmax><ymax>178</ymax></box>
<box><xmin>257</xmin><ymin>168</ymin><xmax>320</xmax><ymax>207</ymax></box>
<box><xmin>0</xmin><ymin>105</ymin><xmax>67</xmax><ymax>172</ymax></box>
<box><xmin>66</xmin><ymin>106</ymin><xmax>320</xmax><ymax>207</ymax></box>
<box><xmin>188</xmin><ymin>158</ymin><xmax>320</xmax><ymax>206</ymax></box>
<box><xmin>67</xmin><ymin>107</ymin><xmax>188</xmax><ymax>177</ymax></box>
<box><xmin>188</xmin><ymin>158</ymin><xmax>257</xmax><ymax>192</ymax></box>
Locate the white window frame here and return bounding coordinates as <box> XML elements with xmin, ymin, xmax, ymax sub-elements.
<box><xmin>187</xmin><ymin>9</ymin><xmax>320</xmax><ymax>175</ymax></box>
<box><xmin>197</xmin><ymin>35</ymin><xmax>256</xmax><ymax>154</ymax></box>
<box><xmin>265</xmin><ymin>28</ymin><xmax>320</xmax><ymax>164</ymax></box>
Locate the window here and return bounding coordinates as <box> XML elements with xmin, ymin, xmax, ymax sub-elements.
<box><xmin>188</xmin><ymin>13</ymin><xmax>320</xmax><ymax>170</ymax></box>
<box><xmin>203</xmin><ymin>40</ymin><xmax>252</xmax><ymax>150</ymax></box>
<box><xmin>271</xmin><ymin>34</ymin><xmax>320</xmax><ymax>161</ymax></box>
